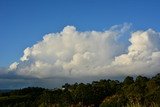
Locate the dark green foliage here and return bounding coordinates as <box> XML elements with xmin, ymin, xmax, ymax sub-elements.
<box><xmin>101</xmin><ymin>74</ymin><xmax>160</xmax><ymax>107</ymax></box>
<box><xmin>123</xmin><ymin>76</ymin><xmax>134</xmax><ymax>85</ymax></box>
<box><xmin>0</xmin><ymin>74</ymin><xmax>160</xmax><ymax>107</ymax></box>
<box><xmin>0</xmin><ymin>87</ymin><xmax>45</xmax><ymax>107</ymax></box>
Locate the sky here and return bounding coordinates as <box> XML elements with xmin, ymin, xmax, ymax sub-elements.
<box><xmin>0</xmin><ymin>0</ymin><xmax>160</xmax><ymax>89</ymax></box>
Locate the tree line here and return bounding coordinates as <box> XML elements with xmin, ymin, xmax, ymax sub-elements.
<box><xmin>0</xmin><ymin>73</ymin><xmax>160</xmax><ymax>107</ymax></box>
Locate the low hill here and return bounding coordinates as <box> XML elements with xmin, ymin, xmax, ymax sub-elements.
<box><xmin>0</xmin><ymin>73</ymin><xmax>160</xmax><ymax>107</ymax></box>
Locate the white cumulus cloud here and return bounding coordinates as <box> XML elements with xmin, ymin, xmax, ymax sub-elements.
<box><xmin>111</xmin><ymin>29</ymin><xmax>160</xmax><ymax>75</ymax></box>
<box><xmin>9</xmin><ymin>62</ymin><xmax>19</xmax><ymax>71</ymax></box>
<box><xmin>9</xmin><ymin>24</ymin><xmax>160</xmax><ymax>78</ymax></box>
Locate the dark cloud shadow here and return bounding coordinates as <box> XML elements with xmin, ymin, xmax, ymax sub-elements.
<box><xmin>0</xmin><ymin>71</ymin><xmax>126</xmax><ymax>89</ymax></box>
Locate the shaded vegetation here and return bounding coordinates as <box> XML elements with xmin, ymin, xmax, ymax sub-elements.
<box><xmin>0</xmin><ymin>73</ymin><xmax>160</xmax><ymax>107</ymax></box>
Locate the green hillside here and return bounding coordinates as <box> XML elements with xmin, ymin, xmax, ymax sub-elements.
<box><xmin>0</xmin><ymin>73</ymin><xmax>160</xmax><ymax>107</ymax></box>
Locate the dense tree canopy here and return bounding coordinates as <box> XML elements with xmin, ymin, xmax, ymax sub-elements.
<box><xmin>0</xmin><ymin>73</ymin><xmax>160</xmax><ymax>107</ymax></box>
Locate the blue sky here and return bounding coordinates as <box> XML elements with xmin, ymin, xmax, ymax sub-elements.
<box><xmin>1</xmin><ymin>0</ymin><xmax>160</xmax><ymax>67</ymax></box>
<box><xmin>1</xmin><ymin>0</ymin><xmax>160</xmax><ymax>89</ymax></box>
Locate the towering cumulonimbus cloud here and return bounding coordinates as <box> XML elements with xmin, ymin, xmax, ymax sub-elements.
<box><xmin>111</xmin><ymin>29</ymin><xmax>160</xmax><ymax>75</ymax></box>
<box><xmin>9</xmin><ymin>24</ymin><xmax>160</xmax><ymax>78</ymax></box>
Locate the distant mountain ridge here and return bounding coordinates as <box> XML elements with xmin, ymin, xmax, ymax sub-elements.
<box><xmin>0</xmin><ymin>89</ymin><xmax>12</xmax><ymax>93</ymax></box>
